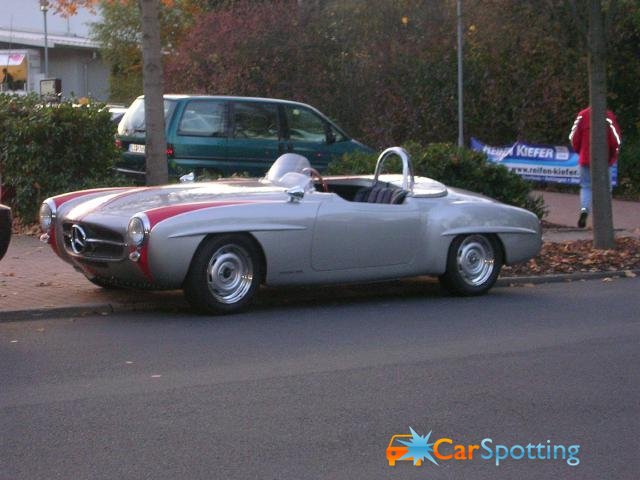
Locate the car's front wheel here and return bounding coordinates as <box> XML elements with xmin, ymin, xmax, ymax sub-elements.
<box><xmin>439</xmin><ymin>234</ymin><xmax>503</xmax><ymax>296</ymax></box>
<box><xmin>184</xmin><ymin>234</ymin><xmax>262</xmax><ymax>314</ymax></box>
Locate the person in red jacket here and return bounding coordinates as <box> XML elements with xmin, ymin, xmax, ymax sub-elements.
<box><xmin>568</xmin><ymin>106</ymin><xmax>622</xmax><ymax>228</ymax></box>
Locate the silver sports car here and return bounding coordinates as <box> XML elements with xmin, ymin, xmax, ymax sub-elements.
<box><xmin>39</xmin><ymin>147</ymin><xmax>541</xmax><ymax>314</ymax></box>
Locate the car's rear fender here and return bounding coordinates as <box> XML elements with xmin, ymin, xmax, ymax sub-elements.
<box><xmin>415</xmin><ymin>196</ymin><xmax>541</xmax><ymax>273</ymax></box>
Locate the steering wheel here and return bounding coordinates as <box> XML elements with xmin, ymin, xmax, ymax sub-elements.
<box><xmin>302</xmin><ymin>167</ymin><xmax>328</xmax><ymax>192</ymax></box>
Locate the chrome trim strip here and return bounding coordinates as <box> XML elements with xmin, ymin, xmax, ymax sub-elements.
<box><xmin>85</xmin><ymin>238</ymin><xmax>126</xmax><ymax>247</ymax></box>
<box><xmin>64</xmin><ymin>250</ymin><xmax>128</xmax><ymax>262</ymax></box>
<box><xmin>441</xmin><ymin>226</ymin><xmax>538</xmax><ymax>236</ymax></box>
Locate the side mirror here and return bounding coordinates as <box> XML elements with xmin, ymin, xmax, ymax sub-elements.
<box><xmin>286</xmin><ymin>186</ymin><xmax>305</xmax><ymax>203</ymax></box>
<box><xmin>179</xmin><ymin>172</ymin><xmax>195</xmax><ymax>183</ymax></box>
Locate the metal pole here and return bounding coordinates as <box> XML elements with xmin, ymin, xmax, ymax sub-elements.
<box><xmin>456</xmin><ymin>0</ymin><xmax>464</xmax><ymax>148</ymax></box>
<box><xmin>40</xmin><ymin>0</ymin><xmax>49</xmax><ymax>77</ymax></box>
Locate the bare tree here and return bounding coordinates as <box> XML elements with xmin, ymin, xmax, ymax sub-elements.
<box><xmin>566</xmin><ymin>0</ymin><xmax>616</xmax><ymax>248</ymax></box>
<box><xmin>588</xmin><ymin>0</ymin><xmax>614</xmax><ymax>248</ymax></box>
<box><xmin>139</xmin><ymin>0</ymin><xmax>168</xmax><ymax>186</ymax></box>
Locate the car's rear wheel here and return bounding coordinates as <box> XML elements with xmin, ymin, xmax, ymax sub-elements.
<box><xmin>439</xmin><ymin>234</ymin><xmax>502</xmax><ymax>296</ymax></box>
<box><xmin>184</xmin><ymin>234</ymin><xmax>262</xmax><ymax>314</ymax></box>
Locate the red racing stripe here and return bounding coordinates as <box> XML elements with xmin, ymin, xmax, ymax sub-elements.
<box><xmin>52</xmin><ymin>187</ymin><xmax>130</xmax><ymax>208</ymax></box>
<box><xmin>143</xmin><ymin>201</ymin><xmax>267</xmax><ymax>230</ymax></box>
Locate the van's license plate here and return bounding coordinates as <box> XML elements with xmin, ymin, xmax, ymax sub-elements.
<box><xmin>129</xmin><ymin>143</ymin><xmax>146</xmax><ymax>154</ymax></box>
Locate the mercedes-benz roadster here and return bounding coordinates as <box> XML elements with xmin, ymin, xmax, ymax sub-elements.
<box><xmin>39</xmin><ymin>147</ymin><xmax>541</xmax><ymax>314</ymax></box>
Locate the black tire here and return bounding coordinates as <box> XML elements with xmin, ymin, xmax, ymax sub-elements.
<box><xmin>0</xmin><ymin>204</ymin><xmax>12</xmax><ymax>262</ymax></box>
<box><xmin>439</xmin><ymin>234</ymin><xmax>503</xmax><ymax>296</ymax></box>
<box><xmin>183</xmin><ymin>234</ymin><xmax>262</xmax><ymax>314</ymax></box>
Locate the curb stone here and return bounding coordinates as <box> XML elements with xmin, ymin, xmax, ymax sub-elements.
<box><xmin>0</xmin><ymin>300</ymin><xmax>190</xmax><ymax>323</ymax></box>
<box><xmin>1</xmin><ymin>269</ymin><xmax>638</xmax><ymax>322</ymax></box>
<box><xmin>497</xmin><ymin>268</ymin><xmax>640</xmax><ymax>287</ymax></box>
<box><xmin>0</xmin><ymin>304</ymin><xmax>114</xmax><ymax>323</ymax></box>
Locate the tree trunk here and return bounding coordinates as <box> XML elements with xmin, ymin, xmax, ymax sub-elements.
<box><xmin>588</xmin><ymin>0</ymin><xmax>614</xmax><ymax>249</ymax></box>
<box><xmin>139</xmin><ymin>0</ymin><xmax>168</xmax><ymax>186</ymax></box>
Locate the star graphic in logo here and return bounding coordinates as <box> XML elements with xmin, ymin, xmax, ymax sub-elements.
<box><xmin>398</xmin><ymin>427</ymin><xmax>439</xmax><ymax>466</ymax></box>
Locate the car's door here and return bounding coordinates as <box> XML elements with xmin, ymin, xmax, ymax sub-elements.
<box><xmin>310</xmin><ymin>197</ymin><xmax>422</xmax><ymax>271</ymax></box>
<box><xmin>171</xmin><ymin>99</ymin><xmax>228</xmax><ymax>174</ymax></box>
<box><xmin>226</xmin><ymin>101</ymin><xmax>284</xmax><ymax>175</ymax></box>
<box><xmin>282</xmin><ymin>104</ymin><xmax>334</xmax><ymax>171</ymax></box>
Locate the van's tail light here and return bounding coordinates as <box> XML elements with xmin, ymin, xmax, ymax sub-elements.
<box><xmin>115</xmin><ymin>138</ymin><xmax>123</xmax><ymax>150</ymax></box>
<box><xmin>166</xmin><ymin>144</ymin><xmax>175</xmax><ymax>158</ymax></box>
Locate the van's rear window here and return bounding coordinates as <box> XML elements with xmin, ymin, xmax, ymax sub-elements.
<box><xmin>117</xmin><ymin>99</ymin><xmax>176</xmax><ymax>136</ymax></box>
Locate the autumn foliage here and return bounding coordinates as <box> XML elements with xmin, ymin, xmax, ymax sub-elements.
<box><xmin>160</xmin><ymin>0</ymin><xmax>640</xmax><ymax>195</ymax></box>
<box><xmin>164</xmin><ymin>1</ymin><xmax>636</xmax><ymax>144</ymax></box>
<box><xmin>502</xmin><ymin>237</ymin><xmax>640</xmax><ymax>277</ymax></box>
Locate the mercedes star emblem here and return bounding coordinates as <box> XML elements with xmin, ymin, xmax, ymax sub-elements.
<box><xmin>70</xmin><ymin>224</ymin><xmax>87</xmax><ymax>254</ymax></box>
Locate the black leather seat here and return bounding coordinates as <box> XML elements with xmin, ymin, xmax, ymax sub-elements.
<box><xmin>353</xmin><ymin>186</ymin><xmax>407</xmax><ymax>204</ymax></box>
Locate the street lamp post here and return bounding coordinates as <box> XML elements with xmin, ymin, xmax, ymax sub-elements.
<box><xmin>456</xmin><ymin>0</ymin><xmax>464</xmax><ymax>148</ymax></box>
<box><xmin>40</xmin><ymin>0</ymin><xmax>49</xmax><ymax>77</ymax></box>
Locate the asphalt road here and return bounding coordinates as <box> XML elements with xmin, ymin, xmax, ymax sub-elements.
<box><xmin>1</xmin><ymin>278</ymin><xmax>639</xmax><ymax>480</ymax></box>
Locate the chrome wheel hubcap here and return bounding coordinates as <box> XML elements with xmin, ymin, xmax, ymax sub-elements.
<box><xmin>456</xmin><ymin>235</ymin><xmax>495</xmax><ymax>286</ymax></box>
<box><xmin>206</xmin><ymin>245</ymin><xmax>253</xmax><ymax>304</ymax></box>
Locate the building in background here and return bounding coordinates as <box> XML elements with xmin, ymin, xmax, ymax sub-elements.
<box><xmin>0</xmin><ymin>0</ymin><xmax>108</xmax><ymax>100</ymax></box>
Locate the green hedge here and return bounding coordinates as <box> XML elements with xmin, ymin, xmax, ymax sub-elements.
<box><xmin>617</xmin><ymin>137</ymin><xmax>640</xmax><ymax>198</ymax></box>
<box><xmin>328</xmin><ymin>142</ymin><xmax>546</xmax><ymax>218</ymax></box>
<box><xmin>0</xmin><ymin>95</ymin><xmax>129</xmax><ymax>221</ymax></box>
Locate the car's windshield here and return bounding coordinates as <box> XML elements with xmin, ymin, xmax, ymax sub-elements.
<box><xmin>263</xmin><ymin>153</ymin><xmax>314</xmax><ymax>190</ymax></box>
<box><xmin>117</xmin><ymin>98</ymin><xmax>176</xmax><ymax>136</ymax></box>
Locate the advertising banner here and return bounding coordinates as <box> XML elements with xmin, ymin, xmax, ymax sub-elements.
<box><xmin>471</xmin><ymin>137</ymin><xmax>617</xmax><ymax>186</ymax></box>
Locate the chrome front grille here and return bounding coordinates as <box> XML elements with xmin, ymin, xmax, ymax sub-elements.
<box><xmin>62</xmin><ymin>222</ymin><xmax>126</xmax><ymax>261</ymax></box>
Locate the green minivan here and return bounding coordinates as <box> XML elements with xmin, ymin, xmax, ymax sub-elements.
<box><xmin>115</xmin><ymin>95</ymin><xmax>373</xmax><ymax>178</ymax></box>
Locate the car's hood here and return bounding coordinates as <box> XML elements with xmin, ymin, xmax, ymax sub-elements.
<box><xmin>64</xmin><ymin>179</ymin><xmax>286</xmax><ymax>221</ymax></box>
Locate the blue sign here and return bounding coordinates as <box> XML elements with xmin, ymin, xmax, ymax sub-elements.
<box><xmin>471</xmin><ymin>137</ymin><xmax>617</xmax><ymax>186</ymax></box>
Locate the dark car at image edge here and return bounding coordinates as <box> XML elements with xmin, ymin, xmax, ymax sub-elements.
<box><xmin>0</xmin><ymin>204</ymin><xmax>11</xmax><ymax>261</ymax></box>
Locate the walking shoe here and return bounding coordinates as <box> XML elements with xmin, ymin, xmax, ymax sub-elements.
<box><xmin>578</xmin><ymin>208</ymin><xmax>588</xmax><ymax>228</ymax></box>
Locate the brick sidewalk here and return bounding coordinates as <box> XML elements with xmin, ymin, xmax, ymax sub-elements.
<box><xmin>0</xmin><ymin>235</ymin><xmax>184</xmax><ymax>318</ymax></box>
<box><xmin>534</xmin><ymin>190</ymin><xmax>640</xmax><ymax>232</ymax></box>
